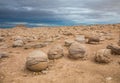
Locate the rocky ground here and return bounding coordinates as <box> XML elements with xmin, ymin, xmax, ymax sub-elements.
<box><xmin>0</xmin><ymin>24</ymin><xmax>120</xmax><ymax>83</ymax></box>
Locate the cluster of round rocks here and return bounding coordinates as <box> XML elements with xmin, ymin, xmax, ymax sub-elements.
<box><xmin>26</xmin><ymin>45</ymin><xmax>65</xmax><ymax>72</ymax></box>
<box><xmin>26</xmin><ymin>42</ymin><xmax>88</xmax><ymax>72</ymax></box>
<box><xmin>25</xmin><ymin>41</ymin><xmax>118</xmax><ymax>72</ymax></box>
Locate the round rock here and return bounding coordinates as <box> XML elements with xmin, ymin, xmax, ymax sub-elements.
<box><xmin>68</xmin><ymin>42</ymin><xmax>87</xmax><ymax>59</ymax></box>
<box><xmin>48</xmin><ymin>45</ymin><xmax>64</xmax><ymax>60</ymax></box>
<box><xmin>26</xmin><ymin>50</ymin><xmax>49</xmax><ymax>72</ymax></box>
<box><xmin>94</xmin><ymin>49</ymin><xmax>111</xmax><ymax>63</ymax></box>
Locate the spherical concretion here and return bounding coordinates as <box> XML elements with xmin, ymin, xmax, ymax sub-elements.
<box><xmin>26</xmin><ymin>50</ymin><xmax>49</xmax><ymax>72</ymax></box>
<box><xmin>68</xmin><ymin>42</ymin><xmax>87</xmax><ymax>59</ymax></box>
<box><xmin>48</xmin><ymin>45</ymin><xmax>64</xmax><ymax>60</ymax></box>
<box><xmin>95</xmin><ymin>49</ymin><xmax>111</xmax><ymax>63</ymax></box>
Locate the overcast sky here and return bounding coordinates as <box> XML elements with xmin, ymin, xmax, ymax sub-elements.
<box><xmin>0</xmin><ymin>0</ymin><xmax>120</xmax><ymax>27</ymax></box>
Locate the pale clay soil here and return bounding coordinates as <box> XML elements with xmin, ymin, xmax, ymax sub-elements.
<box><xmin>0</xmin><ymin>24</ymin><xmax>120</xmax><ymax>83</ymax></box>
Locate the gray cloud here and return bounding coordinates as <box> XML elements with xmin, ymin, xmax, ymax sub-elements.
<box><xmin>0</xmin><ymin>0</ymin><xmax>120</xmax><ymax>26</ymax></box>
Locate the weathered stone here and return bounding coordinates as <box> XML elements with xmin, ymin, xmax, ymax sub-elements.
<box><xmin>26</xmin><ymin>50</ymin><xmax>49</xmax><ymax>72</ymax></box>
<box><xmin>95</xmin><ymin>49</ymin><xmax>111</xmax><ymax>63</ymax></box>
<box><xmin>48</xmin><ymin>45</ymin><xmax>64</xmax><ymax>60</ymax></box>
<box><xmin>68</xmin><ymin>42</ymin><xmax>87</xmax><ymax>59</ymax></box>
<box><xmin>107</xmin><ymin>45</ymin><xmax>120</xmax><ymax>55</ymax></box>
<box><xmin>88</xmin><ymin>36</ymin><xmax>100</xmax><ymax>44</ymax></box>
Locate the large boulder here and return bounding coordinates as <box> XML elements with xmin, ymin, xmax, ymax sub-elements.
<box><xmin>48</xmin><ymin>45</ymin><xmax>64</xmax><ymax>60</ymax></box>
<box><xmin>26</xmin><ymin>50</ymin><xmax>49</xmax><ymax>72</ymax></box>
<box><xmin>13</xmin><ymin>40</ymin><xmax>24</xmax><ymax>47</ymax></box>
<box><xmin>68</xmin><ymin>42</ymin><xmax>87</xmax><ymax>59</ymax></box>
<box><xmin>94</xmin><ymin>49</ymin><xmax>111</xmax><ymax>63</ymax></box>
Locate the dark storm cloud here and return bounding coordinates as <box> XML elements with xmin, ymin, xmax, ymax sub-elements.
<box><xmin>0</xmin><ymin>0</ymin><xmax>120</xmax><ymax>26</ymax></box>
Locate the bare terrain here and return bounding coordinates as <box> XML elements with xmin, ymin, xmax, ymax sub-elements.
<box><xmin>0</xmin><ymin>24</ymin><xmax>120</xmax><ymax>83</ymax></box>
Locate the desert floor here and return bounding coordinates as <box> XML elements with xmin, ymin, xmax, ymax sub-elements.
<box><xmin>0</xmin><ymin>24</ymin><xmax>120</xmax><ymax>83</ymax></box>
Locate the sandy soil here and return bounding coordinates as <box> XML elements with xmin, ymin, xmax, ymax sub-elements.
<box><xmin>0</xmin><ymin>24</ymin><xmax>120</xmax><ymax>83</ymax></box>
